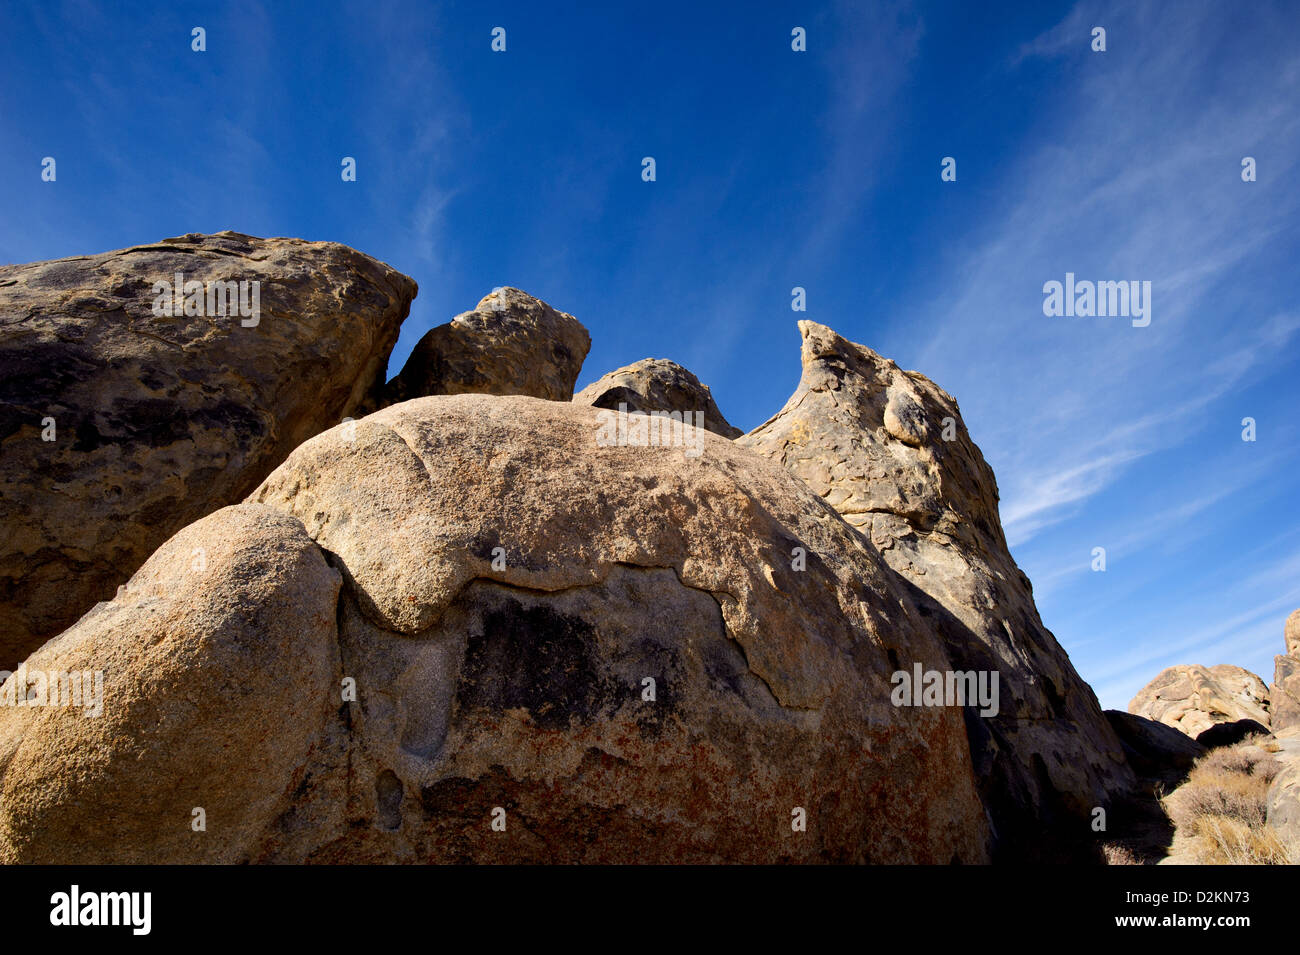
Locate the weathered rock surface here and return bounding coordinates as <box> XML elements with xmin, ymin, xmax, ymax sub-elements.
<box><xmin>247</xmin><ymin>395</ymin><xmax>989</xmax><ymax>863</ymax></box>
<box><xmin>384</xmin><ymin>287</ymin><xmax>589</xmax><ymax>406</ymax></box>
<box><xmin>0</xmin><ymin>395</ymin><xmax>994</xmax><ymax>863</ymax></box>
<box><xmin>738</xmin><ymin>320</ymin><xmax>1135</xmax><ymax>861</ymax></box>
<box><xmin>0</xmin><ymin>232</ymin><xmax>416</xmax><ymax>668</ymax></box>
<box><xmin>1267</xmin><ymin>770</ymin><xmax>1300</xmax><ymax>848</ymax></box>
<box><xmin>0</xmin><ymin>504</ymin><xmax>341</xmax><ymax>864</ymax></box>
<box><xmin>573</xmin><ymin>358</ymin><xmax>742</xmax><ymax>438</ymax></box>
<box><xmin>1270</xmin><ymin>609</ymin><xmax>1300</xmax><ymax>735</ymax></box>
<box><xmin>1267</xmin><ymin>735</ymin><xmax>1300</xmax><ymax>847</ymax></box>
<box><xmin>1272</xmin><ymin>656</ymin><xmax>1300</xmax><ymax>735</ymax></box>
<box><xmin>1129</xmin><ymin>664</ymin><xmax>1271</xmax><ymax>743</ymax></box>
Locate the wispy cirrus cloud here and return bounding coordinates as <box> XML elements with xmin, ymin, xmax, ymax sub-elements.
<box><xmin>902</xmin><ymin>1</ymin><xmax>1300</xmax><ymax>547</ymax></box>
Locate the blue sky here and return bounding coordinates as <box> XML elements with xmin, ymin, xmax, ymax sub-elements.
<box><xmin>3</xmin><ymin>0</ymin><xmax>1298</xmax><ymax>709</ymax></box>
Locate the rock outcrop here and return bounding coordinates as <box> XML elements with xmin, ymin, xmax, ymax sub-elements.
<box><xmin>0</xmin><ymin>232</ymin><xmax>416</xmax><ymax>668</ymax></box>
<box><xmin>1267</xmin><ymin>739</ymin><xmax>1300</xmax><ymax>848</ymax></box>
<box><xmin>574</xmin><ymin>358</ymin><xmax>742</xmax><ymax>438</ymax></box>
<box><xmin>1129</xmin><ymin>664</ymin><xmax>1271</xmax><ymax>744</ymax></box>
<box><xmin>0</xmin><ymin>504</ymin><xmax>341</xmax><ymax>864</ymax></box>
<box><xmin>1105</xmin><ymin>710</ymin><xmax>1206</xmax><ymax>786</ymax></box>
<box><xmin>383</xmin><ymin>287</ymin><xmax>590</xmax><ymax>405</ymax></box>
<box><xmin>0</xmin><ymin>395</ymin><xmax>994</xmax><ymax>863</ymax></box>
<box><xmin>1270</xmin><ymin>609</ymin><xmax>1300</xmax><ymax>735</ymax></box>
<box><xmin>738</xmin><ymin>320</ymin><xmax>1135</xmax><ymax>861</ymax></box>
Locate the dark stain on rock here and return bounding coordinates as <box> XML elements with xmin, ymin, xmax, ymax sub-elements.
<box><xmin>467</xmin><ymin>530</ymin><xmax>501</xmax><ymax>563</ymax></box>
<box><xmin>68</xmin><ymin>398</ymin><xmax>267</xmax><ymax>453</ymax></box>
<box><xmin>629</xmin><ymin>638</ymin><xmax>681</xmax><ymax>738</ymax></box>
<box><xmin>700</xmin><ymin>634</ymin><xmax>752</xmax><ymax>699</ymax></box>
<box><xmin>375</xmin><ymin>770</ymin><xmax>404</xmax><ymax>830</ymax></box>
<box><xmin>456</xmin><ymin>600</ymin><xmax>619</xmax><ymax>730</ymax></box>
<box><xmin>419</xmin><ymin>775</ymin><xmax>477</xmax><ymax>820</ymax></box>
<box><xmin>0</xmin><ymin>340</ymin><xmax>104</xmax><ymax>409</ymax></box>
<box><xmin>420</xmin><ymin>766</ymin><xmax>516</xmax><ymax>821</ymax></box>
<box><xmin>337</xmin><ymin>700</ymin><xmax>353</xmax><ymax>733</ymax></box>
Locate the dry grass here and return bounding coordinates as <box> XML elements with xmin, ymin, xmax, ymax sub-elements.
<box><xmin>1102</xmin><ymin>842</ymin><xmax>1141</xmax><ymax>865</ymax></box>
<box><xmin>1195</xmin><ymin>742</ymin><xmax>1281</xmax><ymax>783</ymax></box>
<box><xmin>1165</xmin><ymin>764</ymin><xmax>1269</xmax><ymax>829</ymax></box>
<box><xmin>1189</xmin><ymin>817</ymin><xmax>1295</xmax><ymax>865</ymax></box>
<box><xmin>1160</xmin><ymin>735</ymin><xmax>1296</xmax><ymax>865</ymax></box>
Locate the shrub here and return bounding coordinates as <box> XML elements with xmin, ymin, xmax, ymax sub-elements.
<box><xmin>1159</xmin><ymin>737</ymin><xmax>1294</xmax><ymax>865</ymax></box>
<box><xmin>1102</xmin><ymin>842</ymin><xmax>1140</xmax><ymax>865</ymax></box>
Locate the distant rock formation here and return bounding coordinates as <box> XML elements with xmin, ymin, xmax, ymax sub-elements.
<box><xmin>1</xmin><ymin>395</ymin><xmax>991</xmax><ymax>863</ymax></box>
<box><xmin>574</xmin><ymin>358</ymin><xmax>742</xmax><ymax>438</ymax></box>
<box><xmin>1128</xmin><ymin>664</ymin><xmax>1271</xmax><ymax>744</ymax></box>
<box><xmin>383</xmin><ymin>287</ymin><xmax>590</xmax><ymax>406</ymax></box>
<box><xmin>0</xmin><ymin>232</ymin><xmax>416</xmax><ymax>668</ymax></box>
<box><xmin>738</xmin><ymin>320</ymin><xmax>1135</xmax><ymax>861</ymax></box>
<box><xmin>1125</xmin><ymin>616</ymin><xmax>1300</xmax><ymax>863</ymax></box>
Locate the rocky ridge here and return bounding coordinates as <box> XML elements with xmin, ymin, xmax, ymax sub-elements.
<box><xmin>0</xmin><ymin>247</ymin><xmax>1210</xmax><ymax>864</ymax></box>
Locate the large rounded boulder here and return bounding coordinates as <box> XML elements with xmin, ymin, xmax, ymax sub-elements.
<box><xmin>0</xmin><ymin>504</ymin><xmax>341</xmax><ymax>863</ymax></box>
<box><xmin>0</xmin><ymin>395</ymin><xmax>995</xmax><ymax>863</ymax></box>
<box><xmin>574</xmin><ymin>357</ymin><xmax>742</xmax><ymax>438</ymax></box>
<box><xmin>242</xmin><ymin>394</ymin><xmax>989</xmax><ymax>863</ymax></box>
